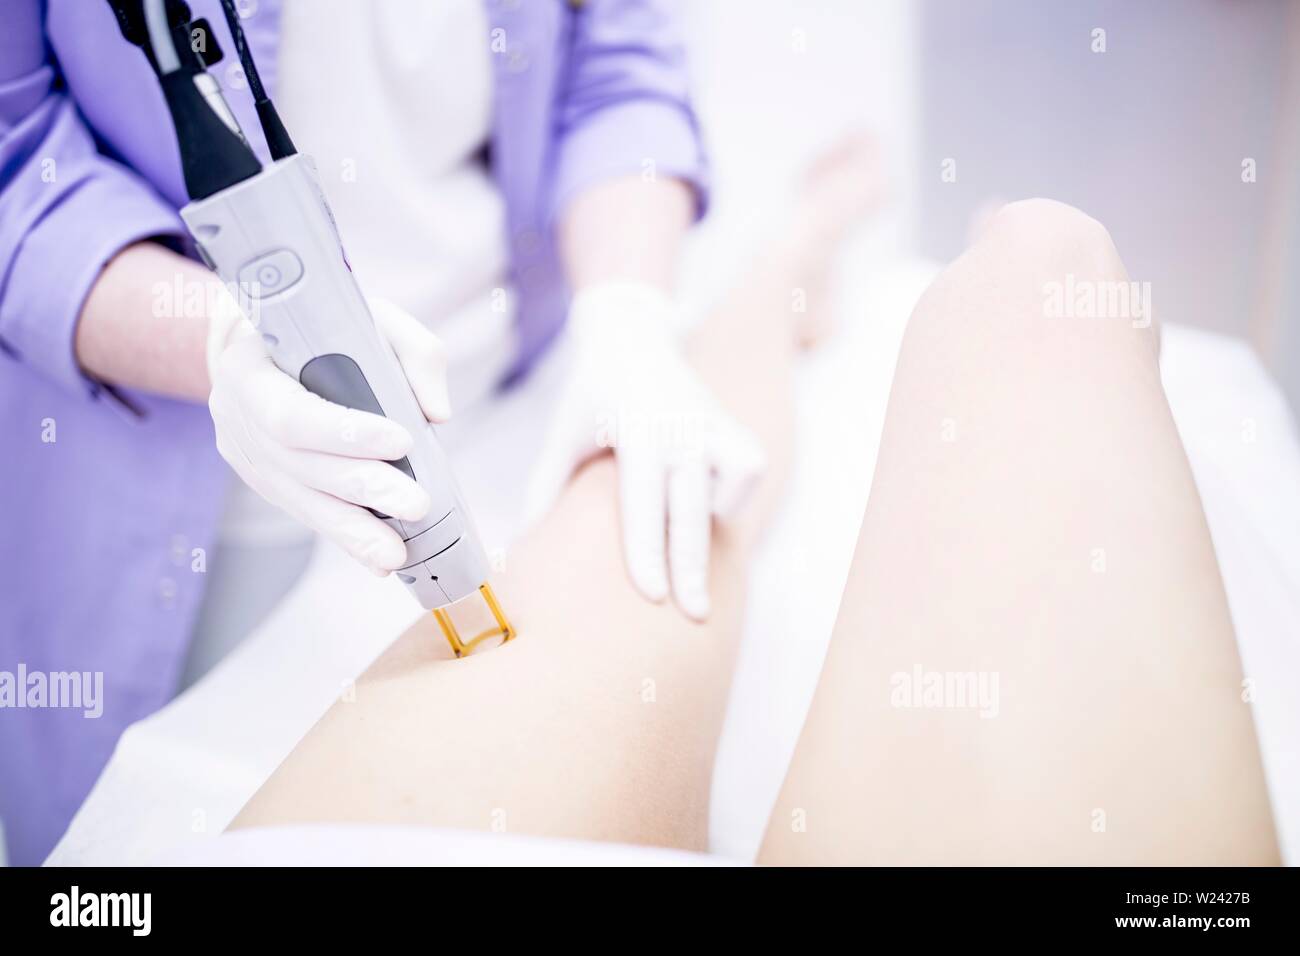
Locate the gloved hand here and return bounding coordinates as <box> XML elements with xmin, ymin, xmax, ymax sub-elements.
<box><xmin>526</xmin><ymin>282</ymin><xmax>766</xmax><ymax>619</ymax></box>
<box><xmin>206</xmin><ymin>291</ymin><xmax>450</xmax><ymax>574</ymax></box>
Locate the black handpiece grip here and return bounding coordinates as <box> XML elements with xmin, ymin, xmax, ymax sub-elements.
<box><xmin>299</xmin><ymin>353</ymin><xmax>417</xmax><ymax>487</ymax></box>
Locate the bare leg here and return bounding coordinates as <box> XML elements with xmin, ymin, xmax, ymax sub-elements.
<box><xmin>759</xmin><ymin>199</ymin><xmax>1278</xmax><ymax>865</ymax></box>
<box><xmin>229</xmin><ymin>233</ymin><xmax>810</xmax><ymax>849</ymax></box>
<box><xmin>228</xmin><ymin>134</ymin><xmax>892</xmax><ymax>849</ymax></box>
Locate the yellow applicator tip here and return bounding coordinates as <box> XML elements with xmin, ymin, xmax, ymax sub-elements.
<box><xmin>433</xmin><ymin>583</ymin><xmax>516</xmax><ymax>657</ymax></box>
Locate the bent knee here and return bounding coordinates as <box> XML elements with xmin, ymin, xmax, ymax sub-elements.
<box><xmin>987</xmin><ymin>197</ymin><xmax>1105</xmax><ymax>237</ymax></box>
<box><xmin>981</xmin><ymin>198</ymin><xmax>1126</xmax><ymax>283</ymax></box>
<box><xmin>907</xmin><ymin>198</ymin><xmax>1158</xmax><ymax>359</ymax></box>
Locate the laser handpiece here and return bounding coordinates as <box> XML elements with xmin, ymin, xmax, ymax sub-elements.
<box><xmin>113</xmin><ymin>0</ymin><xmax>513</xmax><ymax>653</ymax></box>
<box><xmin>183</xmin><ymin>156</ymin><xmax>497</xmax><ymax>610</ymax></box>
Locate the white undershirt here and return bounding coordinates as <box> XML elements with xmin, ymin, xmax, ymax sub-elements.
<box><xmin>276</xmin><ymin>0</ymin><xmax>514</xmax><ymax>405</ymax></box>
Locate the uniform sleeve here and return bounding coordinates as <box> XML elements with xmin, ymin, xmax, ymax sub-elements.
<box><xmin>548</xmin><ymin>0</ymin><xmax>710</xmax><ymax>224</ymax></box>
<box><xmin>0</xmin><ymin>0</ymin><xmax>184</xmax><ymax>398</ymax></box>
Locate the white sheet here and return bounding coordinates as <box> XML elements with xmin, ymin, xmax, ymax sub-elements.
<box><xmin>47</xmin><ymin>249</ymin><xmax>1300</xmax><ymax>866</ymax></box>
<box><xmin>159</xmin><ymin>826</ymin><xmax>726</xmax><ymax>867</ymax></box>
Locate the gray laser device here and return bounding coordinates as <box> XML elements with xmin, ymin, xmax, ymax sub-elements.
<box><xmin>116</xmin><ymin>0</ymin><xmax>497</xmax><ymax>619</ymax></box>
<box><xmin>182</xmin><ymin>155</ymin><xmax>491</xmax><ymax>609</ymax></box>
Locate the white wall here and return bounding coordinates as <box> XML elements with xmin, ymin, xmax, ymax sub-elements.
<box><xmin>679</xmin><ymin>1</ymin><xmax>920</xmax><ymax>308</ymax></box>
<box><xmin>914</xmin><ymin>0</ymin><xmax>1293</xmax><ymax>343</ymax></box>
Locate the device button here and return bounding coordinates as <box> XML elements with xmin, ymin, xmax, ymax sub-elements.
<box><xmin>237</xmin><ymin>249</ymin><xmax>304</xmax><ymax>298</ymax></box>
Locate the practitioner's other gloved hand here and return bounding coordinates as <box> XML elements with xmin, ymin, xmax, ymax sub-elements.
<box><xmin>526</xmin><ymin>282</ymin><xmax>766</xmax><ymax>620</ymax></box>
<box><xmin>206</xmin><ymin>291</ymin><xmax>451</xmax><ymax>574</ymax></box>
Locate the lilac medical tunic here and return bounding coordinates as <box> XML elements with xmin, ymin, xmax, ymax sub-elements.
<box><xmin>0</xmin><ymin>0</ymin><xmax>707</xmax><ymax>864</ymax></box>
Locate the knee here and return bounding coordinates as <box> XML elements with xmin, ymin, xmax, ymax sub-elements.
<box><xmin>988</xmin><ymin>197</ymin><xmax>1103</xmax><ymax>236</ymax></box>
<box><xmin>981</xmin><ymin>198</ymin><xmax>1126</xmax><ymax>282</ymax></box>
<box><xmin>981</xmin><ymin>199</ymin><xmax>1156</xmax><ymax>342</ymax></box>
<box><xmin>910</xmin><ymin>197</ymin><xmax>1159</xmax><ymax>357</ymax></box>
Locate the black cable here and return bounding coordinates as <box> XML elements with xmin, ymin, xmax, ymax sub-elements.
<box><xmin>106</xmin><ymin>0</ymin><xmax>201</xmax><ymax>75</ymax></box>
<box><xmin>217</xmin><ymin>0</ymin><xmax>267</xmax><ymax>101</ymax></box>
<box><xmin>217</xmin><ymin>0</ymin><xmax>297</xmax><ymax>159</ymax></box>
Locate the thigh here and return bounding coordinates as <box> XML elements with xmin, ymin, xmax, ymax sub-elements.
<box><xmin>230</xmin><ymin>457</ymin><xmax>747</xmax><ymax>848</ymax></box>
<box><xmin>230</xmin><ymin>251</ymin><xmax>802</xmax><ymax>849</ymax></box>
<box><xmin>759</xmin><ymin>200</ymin><xmax>1278</xmax><ymax>865</ymax></box>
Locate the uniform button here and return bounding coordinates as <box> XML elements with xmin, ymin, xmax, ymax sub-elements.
<box><xmin>158</xmin><ymin>576</ymin><xmax>178</xmax><ymax>610</ymax></box>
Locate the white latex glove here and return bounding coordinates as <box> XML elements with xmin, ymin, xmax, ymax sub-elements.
<box><xmin>525</xmin><ymin>282</ymin><xmax>766</xmax><ymax>619</ymax></box>
<box><xmin>206</xmin><ymin>291</ymin><xmax>450</xmax><ymax>574</ymax></box>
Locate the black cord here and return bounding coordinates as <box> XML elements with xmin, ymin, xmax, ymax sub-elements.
<box><xmin>217</xmin><ymin>0</ymin><xmax>267</xmax><ymax>102</ymax></box>
<box><xmin>217</xmin><ymin>0</ymin><xmax>297</xmax><ymax>159</ymax></box>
